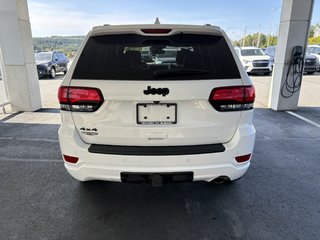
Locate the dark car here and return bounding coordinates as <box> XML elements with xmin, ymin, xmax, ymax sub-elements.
<box><xmin>265</xmin><ymin>46</ymin><xmax>318</xmax><ymax>74</ymax></box>
<box><xmin>35</xmin><ymin>52</ymin><xmax>69</xmax><ymax>79</ymax></box>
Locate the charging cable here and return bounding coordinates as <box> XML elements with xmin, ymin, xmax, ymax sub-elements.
<box><xmin>281</xmin><ymin>52</ymin><xmax>304</xmax><ymax>98</ymax></box>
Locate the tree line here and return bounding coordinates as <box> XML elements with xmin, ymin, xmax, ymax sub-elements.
<box><xmin>233</xmin><ymin>33</ymin><xmax>277</xmax><ymax>48</ymax></box>
<box><xmin>233</xmin><ymin>23</ymin><xmax>320</xmax><ymax>48</ymax></box>
<box><xmin>33</xmin><ymin>23</ymin><xmax>320</xmax><ymax>56</ymax></box>
<box><xmin>33</xmin><ymin>36</ymin><xmax>85</xmax><ymax>58</ymax></box>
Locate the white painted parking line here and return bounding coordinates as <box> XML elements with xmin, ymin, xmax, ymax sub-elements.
<box><xmin>0</xmin><ymin>158</ymin><xmax>62</xmax><ymax>163</ymax></box>
<box><xmin>0</xmin><ymin>137</ymin><xmax>58</xmax><ymax>143</ymax></box>
<box><xmin>286</xmin><ymin>111</ymin><xmax>320</xmax><ymax>129</ymax></box>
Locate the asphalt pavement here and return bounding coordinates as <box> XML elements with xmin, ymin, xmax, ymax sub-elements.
<box><xmin>0</xmin><ymin>74</ymin><xmax>320</xmax><ymax>239</ymax></box>
<box><xmin>0</xmin><ymin>109</ymin><xmax>320</xmax><ymax>239</ymax></box>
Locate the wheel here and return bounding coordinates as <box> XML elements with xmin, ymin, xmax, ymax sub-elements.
<box><xmin>49</xmin><ymin>67</ymin><xmax>56</xmax><ymax>79</ymax></box>
<box><xmin>63</xmin><ymin>67</ymin><xmax>68</xmax><ymax>75</ymax></box>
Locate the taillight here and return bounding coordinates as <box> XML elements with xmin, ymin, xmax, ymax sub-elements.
<box><xmin>58</xmin><ymin>86</ymin><xmax>104</xmax><ymax>112</ymax></box>
<box><xmin>63</xmin><ymin>154</ymin><xmax>79</xmax><ymax>164</ymax></box>
<box><xmin>141</xmin><ymin>29</ymin><xmax>172</xmax><ymax>34</ymax></box>
<box><xmin>209</xmin><ymin>86</ymin><xmax>255</xmax><ymax>111</ymax></box>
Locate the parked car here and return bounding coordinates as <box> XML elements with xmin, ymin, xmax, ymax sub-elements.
<box><xmin>58</xmin><ymin>23</ymin><xmax>256</xmax><ymax>185</ymax></box>
<box><xmin>304</xmin><ymin>55</ymin><xmax>318</xmax><ymax>74</ymax></box>
<box><xmin>35</xmin><ymin>51</ymin><xmax>69</xmax><ymax>79</ymax></box>
<box><xmin>266</xmin><ymin>46</ymin><xmax>318</xmax><ymax>74</ymax></box>
<box><xmin>234</xmin><ymin>47</ymin><xmax>272</xmax><ymax>75</ymax></box>
<box><xmin>306</xmin><ymin>45</ymin><xmax>320</xmax><ymax>71</ymax></box>
<box><xmin>264</xmin><ymin>46</ymin><xmax>276</xmax><ymax>70</ymax></box>
<box><xmin>154</xmin><ymin>48</ymin><xmax>177</xmax><ymax>64</ymax></box>
<box><xmin>141</xmin><ymin>49</ymin><xmax>154</xmax><ymax>63</ymax></box>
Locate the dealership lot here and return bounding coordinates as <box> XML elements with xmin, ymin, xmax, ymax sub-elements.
<box><xmin>0</xmin><ymin>75</ymin><xmax>320</xmax><ymax>239</ymax></box>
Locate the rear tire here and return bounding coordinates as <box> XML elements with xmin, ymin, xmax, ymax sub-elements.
<box><xmin>49</xmin><ymin>67</ymin><xmax>56</xmax><ymax>79</ymax></box>
<box><xmin>306</xmin><ymin>71</ymin><xmax>315</xmax><ymax>75</ymax></box>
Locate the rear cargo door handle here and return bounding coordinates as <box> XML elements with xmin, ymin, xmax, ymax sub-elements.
<box><xmin>146</xmin><ymin>133</ymin><xmax>168</xmax><ymax>140</ymax></box>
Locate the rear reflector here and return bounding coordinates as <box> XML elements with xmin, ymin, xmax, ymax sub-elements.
<box><xmin>209</xmin><ymin>86</ymin><xmax>255</xmax><ymax>111</ymax></box>
<box><xmin>235</xmin><ymin>154</ymin><xmax>251</xmax><ymax>163</ymax></box>
<box><xmin>141</xmin><ymin>29</ymin><xmax>172</xmax><ymax>34</ymax></box>
<box><xmin>58</xmin><ymin>86</ymin><xmax>104</xmax><ymax>112</ymax></box>
<box><xmin>63</xmin><ymin>155</ymin><xmax>79</xmax><ymax>164</ymax></box>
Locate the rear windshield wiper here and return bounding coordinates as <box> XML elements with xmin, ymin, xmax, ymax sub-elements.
<box><xmin>153</xmin><ymin>68</ymin><xmax>209</xmax><ymax>78</ymax></box>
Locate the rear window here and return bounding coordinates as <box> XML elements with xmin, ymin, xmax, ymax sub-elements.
<box><xmin>73</xmin><ymin>34</ymin><xmax>240</xmax><ymax>80</ymax></box>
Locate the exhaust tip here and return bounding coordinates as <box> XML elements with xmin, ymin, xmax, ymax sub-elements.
<box><xmin>212</xmin><ymin>176</ymin><xmax>230</xmax><ymax>184</ymax></box>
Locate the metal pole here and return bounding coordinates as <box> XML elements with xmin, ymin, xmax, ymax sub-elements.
<box><xmin>242</xmin><ymin>26</ymin><xmax>247</xmax><ymax>47</ymax></box>
<box><xmin>267</xmin><ymin>8</ymin><xmax>274</xmax><ymax>47</ymax></box>
<box><xmin>257</xmin><ymin>24</ymin><xmax>262</xmax><ymax>48</ymax></box>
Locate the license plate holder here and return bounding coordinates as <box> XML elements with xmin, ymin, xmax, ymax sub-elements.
<box><xmin>136</xmin><ymin>103</ymin><xmax>177</xmax><ymax>125</ymax></box>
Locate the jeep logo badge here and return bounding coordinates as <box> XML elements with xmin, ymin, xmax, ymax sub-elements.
<box><xmin>143</xmin><ymin>86</ymin><xmax>170</xmax><ymax>97</ymax></box>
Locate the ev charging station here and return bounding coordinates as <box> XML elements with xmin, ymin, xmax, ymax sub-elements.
<box><xmin>0</xmin><ymin>0</ymin><xmax>316</xmax><ymax>112</ymax></box>
<box><xmin>269</xmin><ymin>0</ymin><xmax>314</xmax><ymax>111</ymax></box>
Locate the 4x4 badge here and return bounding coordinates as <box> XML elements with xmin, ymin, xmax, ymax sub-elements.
<box><xmin>143</xmin><ymin>86</ymin><xmax>170</xmax><ymax>97</ymax></box>
<box><xmin>80</xmin><ymin>127</ymin><xmax>98</xmax><ymax>136</ymax></box>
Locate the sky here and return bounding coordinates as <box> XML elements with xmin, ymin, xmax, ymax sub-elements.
<box><xmin>28</xmin><ymin>0</ymin><xmax>320</xmax><ymax>40</ymax></box>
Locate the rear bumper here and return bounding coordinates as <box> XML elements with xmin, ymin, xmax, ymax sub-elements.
<box><xmin>246</xmin><ymin>67</ymin><xmax>271</xmax><ymax>73</ymax></box>
<box><xmin>304</xmin><ymin>65</ymin><xmax>316</xmax><ymax>72</ymax></box>
<box><xmin>244</xmin><ymin>63</ymin><xmax>272</xmax><ymax>73</ymax></box>
<box><xmin>58</xmin><ymin>123</ymin><xmax>256</xmax><ymax>182</ymax></box>
<box><xmin>37</xmin><ymin>69</ymin><xmax>50</xmax><ymax>77</ymax></box>
<box><xmin>88</xmin><ymin>143</ymin><xmax>225</xmax><ymax>155</ymax></box>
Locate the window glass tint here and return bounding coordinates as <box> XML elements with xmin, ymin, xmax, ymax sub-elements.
<box><xmin>234</xmin><ymin>48</ymin><xmax>240</xmax><ymax>56</ymax></box>
<box><xmin>307</xmin><ymin>47</ymin><xmax>313</xmax><ymax>53</ymax></box>
<box><xmin>314</xmin><ymin>47</ymin><xmax>320</xmax><ymax>54</ymax></box>
<box><xmin>265</xmin><ymin>47</ymin><xmax>275</xmax><ymax>57</ymax></box>
<box><xmin>59</xmin><ymin>53</ymin><xmax>68</xmax><ymax>61</ymax></box>
<box><xmin>53</xmin><ymin>53</ymin><xmax>59</xmax><ymax>61</ymax></box>
<box><xmin>270</xmin><ymin>48</ymin><xmax>275</xmax><ymax>56</ymax></box>
<box><xmin>73</xmin><ymin>34</ymin><xmax>240</xmax><ymax>80</ymax></box>
<box><xmin>56</xmin><ymin>53</ymin><xmax>61</xmax><ymax>60</ymax></box>
<box><xmin>241</xmin><ymin>49</ymin><xmax>265</xmax><ymax>56</ymax></box>
<box><xmin>35</xmin><ymin>52</ymin><xmax>52</xmax><ymax>61</ymax></box>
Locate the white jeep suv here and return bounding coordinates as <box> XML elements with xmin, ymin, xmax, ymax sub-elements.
<box><xmin>58</xmin><ymin>23</ymin><xmax>256</xmax><ymax>185</ymax></box>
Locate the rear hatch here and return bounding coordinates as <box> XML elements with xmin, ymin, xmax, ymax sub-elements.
<box><xmin>62</xmin><ymin>30</ymin><xmax>250</xmax><ymax>146</ymax></box>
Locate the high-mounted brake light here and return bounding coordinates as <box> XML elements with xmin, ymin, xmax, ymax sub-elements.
<box><xmin>141</xmin><ymin>29</ymin><xmax>172</xmax><ymax>34</ymax></box>
<box><xmin>58</xmin><ymin>86</ymin><xmax>104</xmax><ymax>112</ymax></box>
<box><xmin>209</xmin><ymin>86</ymin><xmax>255</xmax><ymax>111</ymax></box>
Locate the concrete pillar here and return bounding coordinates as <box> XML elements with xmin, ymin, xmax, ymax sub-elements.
<box><xmin>268</xmin><ymin>0</ymin><xmax>314</xmax><ymax>111</ymax></box>
<box><xmin>0</xmin><ymin>0</ymin><xmax>42</xmax><ymax>111</ymax></box>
